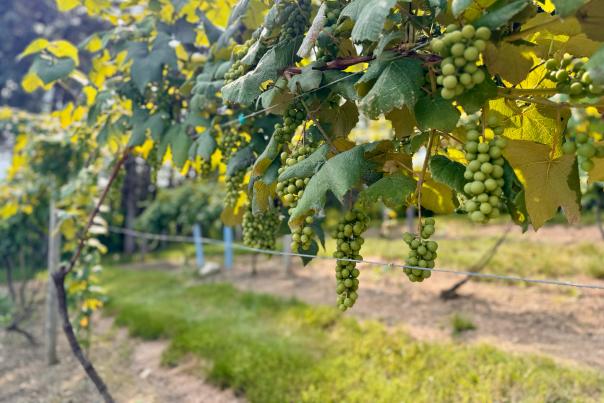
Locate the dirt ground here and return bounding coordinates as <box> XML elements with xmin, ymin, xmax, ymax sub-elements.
<box><xmin>0</xmin><ymin>307</ymin><xmax>243</xmax><ymax>403</ymax></box>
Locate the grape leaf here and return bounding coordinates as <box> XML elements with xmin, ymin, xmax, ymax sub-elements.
<box><xmin>429</xmin><ymin>155</ymin><xmax>466</xmax><ymax>194</ymax></box>
<box><xmin>31</xmin><ymin>56</ymin><xmax>75</xmax><ymax>84</ymax></box>
<box><xmin>161</xmin><ymin>124</ymin><xmax>192</xmax><ymax>168</ymax></box>
<box><xmin>340</xmin><ymin>0</ymin><xmax>398</xmax><ymax>43</ymax></box>
<box><xmin>588</xmin><ymin>157</ymin><xmax>604</xmax><ymax>183</ymax></box>
<box><xmin>484</xmin><ymin>42</ymin><xmax>534</xmax><ymax>85</ymax></box>
<box><xmin>318</xmin><ymin>101</ymin><xmax>359</xmax><ymax>138</ymax></box>
<box><xmin>226</xmin><ymin>146</ymin><xmax>255</xmax><ymax>176</ymax></box>
<box><xmin>359</xmin><ymin>58</ymin><xmax>424</xmax><ymax>119</ymax></box>
<box><xmin>289</xmin><ymin>144</ymin><xmax>375</xmax><ymax>224</ymax></box>
<box><xmin>552</xmin><ymin>0</ymin><xmax>588</xmax><ymax>17</ymax></box>
<box><xmin>128</xmin><ymin>33</ymin><xmax>177</xmax><ymax>93</ymax></box>
<box><xmin>577</xmin><ymin>0</ymin><xmax>604</xmax><ymax>41</ymax></box>
<box><xmin>386</xmin><ymin>106</ymin><xmax>417</xmax><ymax>138</ymax></box>
<box><xmin>190</xmin><ymin>129</ymin><xmax>217</xmax><ymax>161</ymax></box>
<box><xmin>222</xmin><ymin>38</ymin><xmax>302</xmax><ymax>105</ymax></box>
<box><xmin>452</xmin><ymin>0</ymin><xmax>474</xmax><ymax>17</ymax></box>
<box><xmin>288</xmin><ymin>67</ymin><xmax>323</xmax><ymax>93</ymax></box>
<box><xmin>414</xmin><ymin>94</ymin><xmax>461</xmax><ymax>132</ymax></box>
<box><xmin>421</xmin><ymin>178</ymin><xmax>457</xmax><ymax>214</ymax></box>
<box><xmin>503</xmin><ymin>139</ymin><xmax>581</xmax><ymax>229</ymax></box>
<box><xmin>489</xmin><ymin>98</ymin><xmax>568</xmax><ymax>147</ymax></box>
<box><xmin>474</xmin><ymin>0</ymin><xmax>529</xmax><ymax>29</ymax></box>
<box><xmin>278</xmin><ymin>144</ymin><xmax>330</xmax><ymax>181</ymax></box>
<box><xmin>322</xmin><ymin>71</ymin><xmax>359</xmax><ymax>101</ymax></box>
<box><xmin>456</xmin><ymin>76</ymin><xmax>498</xmax><ymax>113</ymax></box>
<box><xmin>357</xmin><ymin>173</ymin><xmax>416</xmax><ymax>209</ymax></box>
<box><xmin>585</xmin><ymin>44</ymin><xmax>604</xmax><ymax>85</ymax></box>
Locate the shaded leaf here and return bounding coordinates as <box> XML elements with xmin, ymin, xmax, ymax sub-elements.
<box><xmin>414</xmin><ymin>94</ymin><xmax>460</xmax><ymax>132</ymax></box>
<box><xmin>430</xmin><ymin>155</ymin><xmax>466</xmax><ymax>194</ymax></box>
<box><xmin>474</xmin><ymin>0</ymin><xmax>529</xmax><ymax>29</ymax></box>
<box><xmin>503</xmin><ymin>139</ymin><xmax>581</xmax><ymax>229</ymax></box>
<box><xmin>357</xmin><ymin>173</ymin><xmax>416</xmax><ymax>209</ymax></box>
<box><xmin>340</xmin><ymin>0</ymin><xmax>398</xmax><ymax>43</ymax></box>
<box><xmin>318</xmin><ymin>101</ymin><xmax>359</xmax><ymax>138</ymax></box>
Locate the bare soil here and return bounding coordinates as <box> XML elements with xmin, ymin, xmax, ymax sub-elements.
<box><xmin>0</xmin><ymin>304</ymin><xmax>243</xmax><ymax>403</ymax></box>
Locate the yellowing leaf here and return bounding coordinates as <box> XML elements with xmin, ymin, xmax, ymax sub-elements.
<box><xmin>18</xmin><ymin>38</ymin><xmax>49</xmax><ymax>60</ymax></box>
<box><xmin>83</xmin><ymin>86</ymin><xmax>97</xmax><ymax>105</ymax></box>
<box><xmin>420</xmin><ymin>178</ymin><xmax>456</xmax><ymax>214</ymax></box>
<box><xmin>503</xmin><ymin>139</ymin><xmax>580</xmax><ymax>229</ymax></box>
<box><xmin>61</xmin><ymin>218</ymin><xmax>78</xmax><ymax>240</ymax></box>
<box><xmin>489</xmin><ymin>98</ymin><xmax>568</xmax><ymax>147</ymax></box>
<box><xmin>134</xmin><ymin>139</ymin><xmax>154</xmax><ymax>159</ymax></box>
<box><xmin>85</xmin><ymin>35</ymin><xmax>103</xmax><ymax>53</ymax></box>
<box><xmin>56</xmin><ymin>0</ymin><xmax>80</xmax><ymax>11</ymax></box>
<box><xmin>21</xmin><ymin>71</ymin><xmax>47</xmax><ymax>93</ymax></box>
<box><xmin>588</xmin><ymin>157</ymin><xmax>604</xmax><ymax>183</ymax></box>
<box><xmin>47</xmin><ymin>40</ymin><xmax>79</xmax><ymax>65</ymax></box>
<box><xmin>0</xmin><ymin>203</ymin><xmax>19</xmax><ymax>219</ymax></box>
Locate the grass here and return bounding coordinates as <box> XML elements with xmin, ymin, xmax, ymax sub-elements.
<box><xmin>451</xmin><ymin>313</ymin><xmax>477</xmax><ymax>336</ymax></box>
<box><xmin>102</xmin><ymin>266</ymin><xmax>604</xmax><ymax>403</ymax></box>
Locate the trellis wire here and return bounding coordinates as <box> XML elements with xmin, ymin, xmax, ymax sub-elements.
<box><xmin>109</xmin><ymin>226</ymin><xmax>604</xmax><ymax>291</ymax></box>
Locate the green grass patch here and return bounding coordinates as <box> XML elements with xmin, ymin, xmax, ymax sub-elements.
<box><xmin>451</xmin><ymin>313</ymin><xmax>477</xmax><ymax>336</ymax></box>
<box><xmin>102</xmin><ymin>267</ymin><xmax>604</xmax><ymax>403</ymax></box>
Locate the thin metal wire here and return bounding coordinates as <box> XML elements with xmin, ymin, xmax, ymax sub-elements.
<box><xmin>109</xmin><ymin>227</ymin><xmax>604</xmax><ymax>291</ymax></box>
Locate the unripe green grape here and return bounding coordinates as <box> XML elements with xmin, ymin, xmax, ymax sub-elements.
<box><xmin>576</xmin><ymin>132</ymin><xmax>589</xmax><ymax>143</ymax></box>
<box><xmin>441</xmin><ymin>88</ymin><xmax>456</xmax><ymax>99</ymax></box>
<box><xmin>454</xmin><ymin>57</ymin><xmax>466</xmax><ymax>67</ymax></box>
<box><xmin>480</xmin><ymin>162</ymin><xmax>494</xmax><ymax>174</ymax></box>
<box><xmin>473</xmin><ymin>39</ymin><xmax>486</xmax><ymax>52</ymax></box>
<box><xmin>581</xmin><ymin>159</ymin><xmax>595</xmax><ymax>171</ymax></box>
<box><xmin>462</xmin><ymin>24</ymin><xmax>476</xmax><ymax>38</ymax></box>
<box><xmin>489</xmin><ymin>146</ymin><xmax>502</xmax><ymax>159</ymax></box>
<box><xmin>492</xmin><ymin>165</ymin><xmax>504</xmax><ymax>179</ymax></box>
<box><xmin>470</xmin><ymin>211</ymin><xmax>485</xmax><ymax>222</ymax></box>
<box><xmin>466</xmin><ymin>130</ymin><xmax>480</xmax><ymax>141</ymax></box>
<box><xmin>475</xmin><ymin>26</ymin><xmax>491</xmax><ymax>40</ymax></box>
<box><xmin>464</xmin><ymin>47</ymin><xmax>479</xmax><ymax>61</ymax></box>
<box><xmin>577</xmin><ymin>144</ymin><xmax>596</xmax><ymax>158</ymax></box>
<box><xmin>484</xmin><ymin>178</ymin><xmax>498</xmax><ymax>191</ymax></box>
<box><xmin>468</xmin><ymin>159</ymin><xmax>482</xmax><ymax>172</ymax></box>
<box><xmin>477</xmin><ymin>153</ymin><xmax>490</xmax><ymax>163</ymax></box>
<box><xmin>474</xmin><ymin>171</ymin><xmax>486</xmax><ymax>181</ymax></box>
<box><xmin>470</xmin><ymin>181</ymin><xmax>485</xmax><ymax>195</ymax></box>
<box><xmin>442</xmin><ymin>63</ymin><xmax>456</xmax><ymax>76</ymax></box>
<box><xmin>570</xmin><ymin>82</ymin><xmax>584</xmax><ymax>95</ymax></box>
<box><xmin>472</xmin><ymin>69</ymin><xmax>485</xmax><ymax>84</ymax></box>
<box><xmin>431</xmin><ymin>38</ymin><xmax>445</xmax><ymax>53</ymax></box>
<box><xmin>460</xmin><ymin>73</ymin><xmax>473</xmax><ymax>86</ymax></box>
<box><xmin>446</xmin><ymin>24</ymin><xmax>459</xmax><ymax>32</ymax></box>
<box><xmin>545</xmin><ymin>59</ymin><xmax>558</xmax><ymax>70</ymax></box>
<box><xmin>477</xmin><ymin>142</ymin><xmax>490</xmax><ymax>153</ymax></box>
<box><xmin>555</xmin><ymin>70</ymin><xmax>569</xmax><ymax>82</ymax></box>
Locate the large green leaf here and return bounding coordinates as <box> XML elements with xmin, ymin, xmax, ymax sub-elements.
<box><xmin>340</xmin><ymin>0</ymin><xmax>398</xmax><ymax>43</ymax></box>
<box><xmin>429</xmin><ymin>155</ymin><xmax>466</xmax><ymax>194</ymax></box>
<box><xmin>190</xmin><ymin>129</ymin><xmax>217</xmax><ymax>161</ymax></box>
<box><xmin>322</xmin><ymin>71</ymin><xmax>359</xmax><ymax>101</ymax></box>
<box><xmin>223</xmin><ymin>39</ymin><xmax>302</xmax><ymax>105</ymax></box>
<box><xmin>288</xmin><ymin>67</ymin><xmax>323</xmax><ymax>93</ymax></box>
<box><xmin>414</xmin><ymin>94</ymin><xmax>460</xmax><ymax>132</ymax></box>
<box><xmin>278</xmin><ymin>145</ymin><xmax>330</xmax><ymax>181</ymax></box>
<box><xmin>359</xmin><ymin>58</ymin><xmax>424</xmax><ymax>119</ymax></box>
<box><xmin>32</xmin><ymin>56</ymin><xmax>75</xmax><ymax>84</ymax></box>
<box><xmin>289</xmin><ymin>144</ymin><xmax>375</xmax><ymax>223</ymax></box>
<box><xmin>357</xmin><ymin>173</ymin><xmax>416</xmax><ymax>209</ymax></box>
<box><xmin>128</xmin><ymin>32</ymin><xmax>177</xmax><ymax>93</ymax></box>
<box><xmin>474</xmin><ymin>0</ymin><xmax>529</xmax><ymax>29</ymax></box>
<box><xmin>226</xmin><ymin>146</ymin><xmax>255</xmax><ymax>176</ymax></box>
<box><xmin>577</xmin><ymin>0</ymin><xmax>604</xmax><ymax>41</ymax></box>
<box><xmin>552</xmin><ymin>0</ymin><xmax>588</xmax><ymax>17</ymax></box>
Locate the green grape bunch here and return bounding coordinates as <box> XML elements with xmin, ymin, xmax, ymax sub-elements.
<box><xmin>242</xmin><ymin>206</ymin><xmax>280</xmax><ymax>250</ymax></box>
<box><xmin>277</xmin><ymin>141</ymin><xmax>317</xmax><ymax>251</ymax></box>
<box><xmin>315</xmin><ymin>0</ymin><xmax>345</xmax><ymax>63</ymax></box>
<box><xmin>273</xmin><ymin>100</ymin><xmax>306</xmax><ymax>144</ymax></box>
<box><xmin>224</xmin><ymin>39</ymin><xmax>255</xmax><ymax>84</ymax></box>
<box><xmin>462</xmin><ymin>116</ymin><xmax>507</xmax><ymax>223</ymax></box>
<box><xmin>562</xmin><ymin>113</ymin><xmax>604</xmax><ymax>172</ymax></box>
<box><xmin>402</xmin><ymin>218</ymin><xmax>438</xmax><ymax>282</ymax></box>
<box><xmin>333</xmin><ymin>209</ymin><xmax>370</xmax><ymax>311</ymax></box>
<box><xmin>277</xmin><ymin>0</ymin><xmax>312</xmax><ymax>43</ymax></box>
<box><xmin>224</xmin><ymin>169</ymin><xmax>246</xmax><ymax>207</ymax></box>
<box><xmin>199</xmin><ymin>158</ymin><xmax>214</xmax><ymax>179</ymax></box>
<box><xmin>221</xmin><ymin>127</ymin><xmax>247</xmax><ymax>162</ymax></box>
<box><xmin>430</xmin><ymin>24</ymin><xmax>492</xmax><ymax>100</ymax></box>
<box><xmin>545</xmin><ymin>53</ymin><xmax>603</xmax><ymax>98</ymax></box>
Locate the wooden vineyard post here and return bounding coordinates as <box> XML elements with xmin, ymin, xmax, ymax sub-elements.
<box><xmin>45</xmin><ymin>197</ymin><xmax>60</xmax><ymax>365</ymax></box>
